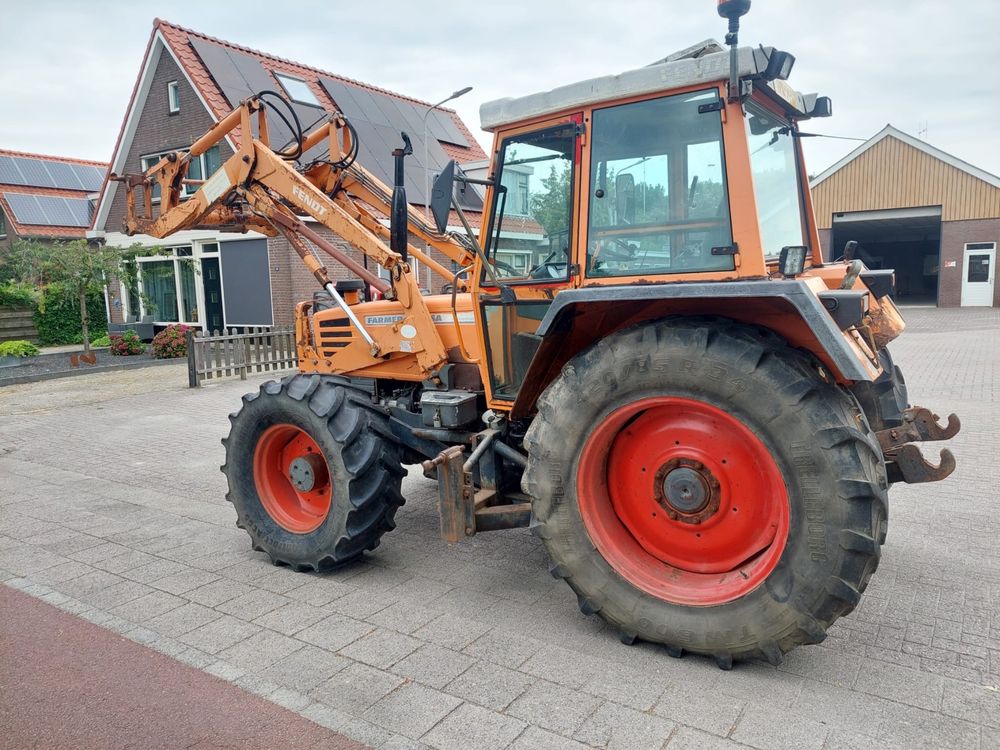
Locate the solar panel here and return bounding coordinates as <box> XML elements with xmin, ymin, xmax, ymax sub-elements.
<box><xmin>0</xmin><ymin>156</ymin><xmax>24</xmax><ymax>184</ymax></box>
<box><xmin>4</xmin><ymin>193</ymin><xmax>49</xmax><ymax>224</ymax></box>
<box><xmin>429</xmin><ymin>109</ymin><xmax>469</xmax><ymax>148</ymax></box>
<box><xmin>11</xmin><ymin>158</ymin><xmax>56</xmax><ymax>188</ymax></box>
<box><xmin>73</xmin><ymin>165</ymin><xmax>105</xmax><ymax>191</ymax></box>
<box><xmin>2</xmin><ymin>192</ymin><xmax>92</xmax><ymax>227</ymax></box>
<box><xmin>45</xmin><ymin>161</ymin><xmax>87</xmax><ymax>190</ymax></box>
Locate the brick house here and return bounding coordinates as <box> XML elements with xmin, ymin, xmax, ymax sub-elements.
<box><xmin>90</xmin><ymin>19</ymin><xmax>487</xmax><ymax>331</ymax></box>
<box><xmin>811</xmin><ymin>126</ymin><xmax>1000</xmax><ymax>307</ymax></box>
<box><xmin>0</xmin><ymin>149</ymin><xmax>106</xmax><ymax>252</ymax></box>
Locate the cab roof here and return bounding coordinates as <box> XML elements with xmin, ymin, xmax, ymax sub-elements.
<box><xmin>480</xmin><ymin>42</ymin><xmax>786</xmax><ymax>132</ymax></box>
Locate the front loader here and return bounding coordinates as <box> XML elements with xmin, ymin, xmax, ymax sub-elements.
<box><xmin>114</xmin><ymin>2</ymin><xmax>960</xmax><ymax>667</ymax></box>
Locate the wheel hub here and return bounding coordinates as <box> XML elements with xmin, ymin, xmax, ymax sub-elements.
<box><xmin>654</xmin><ymin>459</ymin><xmax>720</xmax><ymax>523</ymax></box>
<box><xmin>289</xmin><ymin>454</ymin><xmax>325</xmax><ymax>492</ymax></box>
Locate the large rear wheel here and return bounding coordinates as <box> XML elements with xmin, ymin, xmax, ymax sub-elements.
<box><xmin>222</xmin><ymin>374</ymin><xmax>405</xmax><ymax>570</ymax></box>
<box><xmin>523</xmin><ymin>319</ymin><xmax>888</xmax><ymax>667</ymax></box>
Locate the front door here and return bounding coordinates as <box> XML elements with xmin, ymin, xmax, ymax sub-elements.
<box><xmin>961</xmin><ymin>243</ymin><xmax>996</xmax><ymax>307</ymax></box>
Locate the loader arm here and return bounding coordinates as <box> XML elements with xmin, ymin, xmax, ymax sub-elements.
<box><xmin>112</xmin><ymin>95</ymin><xmax>477</xmax><ymax>377</ymax></box>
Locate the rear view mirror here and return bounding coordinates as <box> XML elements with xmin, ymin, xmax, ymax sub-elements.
<box><xmin>430</xmin><ymin>160</ymin><xmax>456</xmax><ymax>234</ymax></box>
<box><xmin>615</xmin><ymin>173</ymin><xmax>635</xmax><ymax>225</ymax></box>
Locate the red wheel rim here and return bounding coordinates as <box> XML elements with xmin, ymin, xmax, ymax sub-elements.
<box><xmin>252</xmin><ymin>423</ymin><xmax>332</xmax><ymax>533</ymax></box>
<box><xmin>577</xmin><ymin>397</ymin><xmax>789</xmax><ymax>606</ymax></box>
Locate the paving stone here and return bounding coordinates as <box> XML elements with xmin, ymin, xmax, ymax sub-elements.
<box><xmin>120</xmin><ymin>558</ymin><xmax>189</xmax><ymax>584</ymax></box>
<box><xmin>181</xmin><ymin>576</ymin><xmax>253</xmax><ymax>605</ymax></box>
<box><xmin>216</xmin><ymin>628</ymin><xmax>304</xmax><ymax>671</ymax></box>
<box><xmin>667</xmin><ymin>726</ymin><xmax>755</xmax><ymax>750</ymax></box>
<box><xmin>80</xmin><ymin>580</ymin><xmax>153</xmax><ymax>610</ymax></box>
<box><xmin>940</xmin><ymin>679</ymin><xmax>1000</xmax><ymax>728</ymax></box>
<box><xmin>507</xmin><ymin>679</ymin><xmax>603</xmax><ymax>737</ymax></box>
<box><xmin>519</xmin><ymin>645</ymin><xmax>603</xmax><ymax>690</ymax></box>
<box><xmin>310</xmin><ymin>662</ymin><xmax>406</xmax><ymax>715</ymax></box>
<box><xmin>327</xmin><ymin>588</ymin><xmax>399</xmax><ymax>619</ymax></box>
<box><xmin>391</xmin><ymin>644</ymin><xmax>475</xmax><ymax>689</ymax></box>
<box><xmin>422</xmin><ymin>702</ymin><xmax>525</xmax><ymax>750</ymax></box>
<box><xmin>444</xmin><ymin>660</ymin><xmax>535</xmax><ymax>711</ymax></box>
<box><xmin>731</xmin><ymin>704</ymin><xmax>829</xmax><ymax>750</ymax></box>
<box><xmin>215</xmin><ymin>589</ymin><xmax>290</xmax><ymax>619</ymax></box>
<box><xmin>258</xmin><ymin>645</ymin><xmax>351</xmax><ymax>692</ymax></box>
<box><xmin>363</xmin><ymin>682</ymin><xmax>462</xmax><ymax>739</ymax></box>
<box><xmin>150</xmin><ymin>566</ymin><xmax>225</xmax><ymax>607</ymax></box>
<box><xmin>251</xmin><ymin>600</ymin><xmax>334</xmax><ymax>635</ymax></box>
<box><xmin>581</xmin><ymin>662</ymin><xmax>668</xmax><ymax>711</ymax></box>
<box><xmin>462</xmin><ymin>628</ymin><xmax>542</xmax><ymax>670</ymax></box>
<box><xmin>340</xmin><ymin>628</ymin><xmax>423</xmax><ymax>669</ymax></box>
<box><xmin>413</xmin><ymin>613</ymin><xmax>492</xmax><ymax>651</ymax></box>
<box><xmin>297</xmin><ymin>613</ymin><xmax>374</xmax><ymax>652</ymax></box>
<box><xmin>508</xmin><ymin>726</ymin><xmax>590</xmax><ymax>750</ymax></box>
<box><xmin>178</xmin><ymin>613</ymin><xmax>261</xmax><ymax>654</ymax></box>
<box><xmin>878</xmin><ymin>701</ymin><xmax>980</xmax><ymax>749</ymax></box>
<box><xmin>108</xmin><ymin>590</ymin><xmax>186</xmax><ymax>623</ymax></box>
<box><xmin>284</xmin><ymin>577</ymin><xmax>356</xmax><ymax>607</ymax></box>
<box><xmin>853</xmin><ymin>659</ymin><xmax>945</xmax><ymax>711</ymax></box>
<box><xmin>574</xmin><ymin>701</ymin><xmax>675</xmax><ymax>750</ymax></box>
<box><xmin>145</xmin><ymin>601</ymin><xmax>222</xmax><ymax>638</ymax></box>
<box><xmin>368</xmin><ymin>601</ymin><xmax>442</xmax><ymax>634</ymax></box>
<box><xmin>653</xmin><ymin>681</ymin><xmax>744</xmax><ymax>737</ymax></box>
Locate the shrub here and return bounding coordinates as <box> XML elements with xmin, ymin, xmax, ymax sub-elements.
<box><xmin>110</xmin><ymin>330</ymin><xmax>145</xmax><ymax>356</ymax></box>
<box><xmin>151</xmin><ymin>324</ymin><xmax>191</xmax><ymax>359</ymax></box>
<box><xmin>0</xmin><ymin>340</ymin><xmax>39</xmax><ymax>358</ymax></box>
<box><xmin>91</xmin><ymin>334</ymin><xmax>112</xmax><ymax>348</ymax></box>
<box><xmin>34</xmin><ymin>283</ymin><xmax>107</xmax><ymax>346</ymax></box>
<box><xmin>0</xmin><ymin>282</ymin><xmax>37</xmax><ymax>309</ymax></box>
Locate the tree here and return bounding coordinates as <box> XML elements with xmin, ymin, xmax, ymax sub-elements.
<box><xmin>529</xmin><ymin>164</ymin><xmax>571</xmax><ymax>237</ymax></box>
<box><xmin>4</xmin><ymin>239</ymin><xmax>148</xmax><ymax>354</ymax></box>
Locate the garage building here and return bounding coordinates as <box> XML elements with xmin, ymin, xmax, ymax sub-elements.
<box><xmin>811</xmin><ymin>126</ymin><xmax>1000</xmax><ymax>307</ymax></box>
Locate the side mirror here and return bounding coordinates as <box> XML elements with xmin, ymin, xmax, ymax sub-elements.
<box><xmin>615</xmin><ymin>173</ymin><xmax>636</xmax><ymax>225</ymax></box>
<box><xmin>809</xmin><ymin>96</ymin><xmax>833</xmax><ymax>118</ymax></box>
<box><xmin>762</xmin><ymin>50</ymin><xmax>796</xmax><ymax>81</ymax></box>
<box><xmin>430</xmin><ymin>160</ymin><xmax>456</xmax><ymax>234</ymax></box>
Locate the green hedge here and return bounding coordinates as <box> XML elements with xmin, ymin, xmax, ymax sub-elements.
<box><xmin>34</xmin><ymin>283</ymin><xmax>108</xmax><ymax>346</ymax></box>
<box><xmin>0</xmin><ymin>282</ymin><xmax>37</xmax><ymax>308</ymax></box>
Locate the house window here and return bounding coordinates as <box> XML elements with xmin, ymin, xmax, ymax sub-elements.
<box><xmin>0</xmin><ymin>209</ymin><xmax>6</xmax><ymax>238</ymax></box>
<box><xmin>500</xmin><ymin>171</ymin><xmax>531</xmax><ymax>217</ymax></box>
<box><xmin>167</xmin><ymin>81</ymin><xmax>180</xmax><ymax>114</ymax></box>
<box><xmin>136</xmin><ymin>247</ymin><xmax>202</xmax><ymax>324</ymax></box>
<box><xmin>141</xmin><ymin>145</ymin><xmax>222</xmax><ymax>201</ymax></box>
<box><xmin>275</xmin><ymin>73</ymin><xmax>320</xmax><ymax>106</ymax></box>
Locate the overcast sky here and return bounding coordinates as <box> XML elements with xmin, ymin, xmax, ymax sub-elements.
<box><xmin>2</xmin><ymin>0</ymin><xmax>998</xmax><ymax>178</ymax></box>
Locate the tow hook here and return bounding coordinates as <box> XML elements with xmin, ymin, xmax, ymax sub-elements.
<box><xmin>876</xmin><ymin>407</ymin><xmax>961</xmax><ymax>484</ymax></box>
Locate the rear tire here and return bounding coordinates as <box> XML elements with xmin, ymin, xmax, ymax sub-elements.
<box><xmin>522</xmin><ymin>318</ymin><xmax>888</xmax><ymax>666</ymax></box>
<box><xmin>221</xmin><ymin>374</ymin><xmax>405</xmax><ymax>570</ymax></box>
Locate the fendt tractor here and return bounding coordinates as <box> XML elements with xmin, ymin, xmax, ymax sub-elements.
<box><xmin>116</xmin><ymin>1</ymin><xmax>961</xmax><ymax>667</ymax></box>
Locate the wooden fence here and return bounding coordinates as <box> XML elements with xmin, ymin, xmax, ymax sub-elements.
<box><xmin>186</xmin><ymin>327</ymin><xmax>297</xmax><ymax>387</ymax></box>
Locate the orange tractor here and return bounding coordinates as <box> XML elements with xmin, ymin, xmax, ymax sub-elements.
<box><xmin>115</xmin><ymin>1</ymin><xmax>960</xmax><ymax>667</ymax></box>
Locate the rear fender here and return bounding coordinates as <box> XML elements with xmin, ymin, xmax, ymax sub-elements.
<box><xmin>509</xmin><ymin>279</ymin><xmax>880</xmax><ymax>419</ymax></box>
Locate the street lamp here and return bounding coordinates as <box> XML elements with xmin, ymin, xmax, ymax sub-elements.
<box><xmin>422</xmin><ymin>86</ymin><xmax>473</xmax><ymax>224</ymax></box>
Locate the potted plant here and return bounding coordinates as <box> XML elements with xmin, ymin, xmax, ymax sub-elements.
<box><xmin>0</xmin><ymin>340</ymin><xmax>40</xmax><ymax>368</ymax></box>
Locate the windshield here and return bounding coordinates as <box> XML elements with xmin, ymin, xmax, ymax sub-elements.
<box><xmin>745</xmin><ymin>102</ymin><xmax>807</xmax><ymax>258</ymax></box>
<box><xmin>486</xmin><ymin>124</ymin><xmax>576</xmax><ymax>282</ymax></box>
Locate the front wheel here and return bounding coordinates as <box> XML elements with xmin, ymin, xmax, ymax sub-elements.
<box><xmin>523</xmin><ymin>319</ymin><xmax>888</xmax><ymax>667</ymax></box>
<box><xmin>221</xmin><ymin>374</ymin><xmax>405</xmax><ymax>571</ymax></box>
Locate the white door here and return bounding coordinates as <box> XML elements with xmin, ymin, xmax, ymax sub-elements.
<box><xmin>961</xmin><ymin>243</ymin><xmax>996</xmax><ymax>307</ymax></box>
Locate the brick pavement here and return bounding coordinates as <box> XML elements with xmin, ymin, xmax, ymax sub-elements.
<box><xmin>0</xmin><ymin>307</ymin><xmax>998</xmax><ymax>749</ymax></box>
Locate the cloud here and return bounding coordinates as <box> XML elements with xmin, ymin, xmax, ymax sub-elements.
<box><xmin>2</xmin><ymin>0</ymin><xmax>997</xmax><ymax>179</ymax></box>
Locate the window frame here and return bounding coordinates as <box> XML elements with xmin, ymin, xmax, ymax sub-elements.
<box><xmin>167</xmin><ymin>81</ymin><xmax>180</xmax><ymax>114</ymax></box>
<box><xmin>483</xmin><ymin>121</ymin><xmax>580</xmax><ymax>287</ymax></box>
<box><xmin>274</xmin><ymin>73</ymin><xmax>322</xmax><ymax>107</ymax></box>
<box><xmin>0</xmin><ymin>208</ymin><xmax>6</xmax><ymax>238</ymax></box>
<box><xmin>584</xmin><ymin>88</ymin><xmax>736</xmax><ymax>279</ymax></box>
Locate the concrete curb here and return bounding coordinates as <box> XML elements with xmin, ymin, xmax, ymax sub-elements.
<box><xmin>0</xmin><ymin>357</ymin><xmax>183</xmax><ymax>388</ymax></box>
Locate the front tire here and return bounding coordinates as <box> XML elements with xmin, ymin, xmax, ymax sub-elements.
<box><xmin>523</xmin><ymin>319</ymin><xmax>888</xmax><ymax>667</ymax></box>
<box><xmin>222</xmin><ymin>374</ymin><xmax>405</xmax><ymax>571</ymax></box>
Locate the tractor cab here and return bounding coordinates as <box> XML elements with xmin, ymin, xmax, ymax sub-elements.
<box><xmin>458</xmin><ymin>39</ymin><xmax>835</xmax><ymax>410</ymax></box>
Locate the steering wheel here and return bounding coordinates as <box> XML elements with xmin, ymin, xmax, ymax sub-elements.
<box><xmin>491</xmin><ymin>260</ymin><xmax>521</xmax><ymax>278</ymax></box>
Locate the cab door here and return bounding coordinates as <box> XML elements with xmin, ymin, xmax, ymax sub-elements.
<box><xmin>475</xmin><ymin>117</ymin><xmax>582</xmax><ymax>408</ymax></box>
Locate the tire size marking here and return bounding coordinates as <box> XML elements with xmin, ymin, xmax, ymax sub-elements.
<box><xmin>792</xmin><ymin>442</ymin><xmax>829</xmax><ymax>562</ymax></box>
